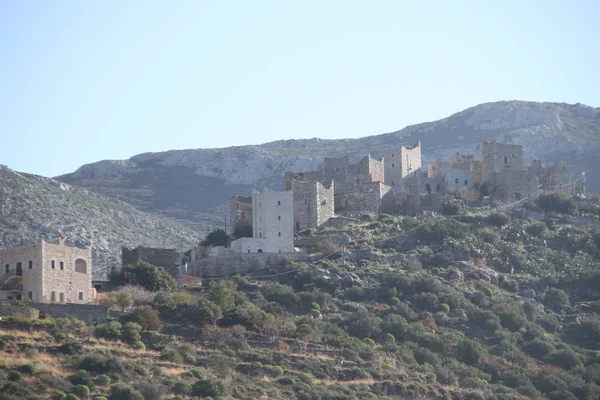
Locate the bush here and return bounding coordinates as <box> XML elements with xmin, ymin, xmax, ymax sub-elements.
<box><xmin>95</xmin><ymin>321</ymin><xmax>122</xmax><ymax>340</ymax></box>
<box><xmin>108</xmin><ymin>384</ymin><xmax>144</xmax><ymax>400</ymax></box>
<box><xmin>149</xmin><ymin>366</ymin><xmax>162</xmax><ymax>377</ymax></box>
<box><xmin>544</xmin><ymin>288</ymin><xmax>570</xmax><ymax>310</ymax></box>
<box><xmin>66</xmin><ymin>394</ymin><xmax>79</xmax><ymax>400</ymax></box>
<box><xmin>537</xmin><ymin>192</ymin><xmax>577</xmax><ymax>215</ymax></box>
<box><xmin>18</xmin><ymin>364</ymin><xmax>35</xmax><ymax>375</ymax></box>
<box><xmin>277</xmin><ymin>377</ymin><xmax>296</xmax><ymax>385</ymax></box>
<box><xmin>110</xmin><ymin>262</ymin><xmax>176</xmax><ymax>292</ymax></box>
<box><xmin>297</xmin><ymin>373</ymin><xmax>314</xmax><ymax>384</ymax></box>
<box><xmin>383</xmin><ymin>333</ymin><xmax>396</xmax><ymax>344</ymax></box>
<box><xmin>133</xmin><ymin>341</ymin><xmax>146</xmax><ymax>351</ymax></box>
<box><xmin>363</xmin><ymin>338</ymin><xmax>376</xmax><ymax>347</ymax></box>
<box><xmin>96</xmin><ymin>375</ymin><xmax>111</xmax><ymax>386</ymax></box>
<box><xmin>456</xmin><ymin>339</ymin><xmax>486</xmax><ymax>366</ymax></box>
<box><xmin>120</xmin><ymin>306</ymin><xmax>161</xmax><ymax>331</ymax></box>
<box><xmin>7</xmin><ymin>371</ymin><xmax>21</xmax><ymax>382</ymax></box>
<box><xmin>55</xmin><ymin>392</ymin><xmax>67</xmax><ymax>400</ymax></box>
<box><xmin>487</xmin><ymin>212</ymin><xmax>510</xmax><ymax>227</ymax></box>
<box><xmin>58</xmin><ymin>341</ymin><xmax>85</xmax><ymax>355</ymax></box>
<box><xmin>191</xmin><ymin>377</ymin><xmax>230</xmax><ymax>397</ymax></box>
<box><xmin>78</xmin><ymin>355</ymin><xmax>125</xmax><ymax>375</ymax></box>
<box><xmin>173</xmin><ymin>381</ymin><xmax>192</xmax><ymax>395</ymax></box>
<box><xmin>73</xmin><ymin>385</ymin><xmax>90</xmax><ymax>397</ymax></box>
<box><xmin>160</xmin><ymin>348</ymin><xmax>184</xmax><ymax>363</ymax></box>
<box><xmin>69</xmin><ymin>370</ymin><xmax>94</xmax><ymax>388</ymax></box>
<box><xmin>120</xmin><ymin>322</ymin><xmax>142</xmax><ymax>345</ymax></box>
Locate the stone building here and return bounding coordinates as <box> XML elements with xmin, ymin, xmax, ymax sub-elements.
<box><xmin>383</xmin><ymin>142</ymin><xmax>422</xmax><ymax>189</ymax></box>
<box><xmin>230</xmin><ymin>188</ymin><xmax>294</xmax><ymax>253</ymax></box>
<box><xmin>0</xmin><ymin>235</ymin><xmax>92</xmax><ymax>304</ymax></box>
<box><xmin>290</xmin><ymin>179</ymin><xmax>335</xmax><ymax>232</ymax></box>
<box><xmin>529</xmin><ymin>158</ymin><xmax>573</xmax><ymax>193</ymax></box>
<box><xmin>323</xmin><ymin>155</ymin><xmax>384</xmax><ymax>194</ymax></box>
<box><xmin>285</xmin><ymin>171</ymin><xmax>324</xmax><ymax>191</ymax></box>
<box><xmin>227</xmin><ymin>195</ymin><xmax>253</xmax><ymax>236</ymax></box>
<box><xmin>482</xmin><ymin>141</ymin><xmax>525</xmax><ymax>183</ymax></box>
<box><xmin>453</xmin><ymin>153</ymin><xmax>483</xmax><ymax>185</ymax></box>
<box><xmin>481</xmin><ymin>141</ymin><xmax>538</xmax><ymax>200</ymax></box>
<box><xmin>121</xmin><ymin>246</ymin><xmax>181</xmax><ymax>278</ymax></box>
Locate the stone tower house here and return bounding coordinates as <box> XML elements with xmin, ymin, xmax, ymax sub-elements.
<box><xmin>230</xmin><ymin>188</ymin><xmax>294</xmax><ymax>253</ymax></box>
<box><xmin>383</xmin><ymin>142</ymin><xmax>422</xmax><ymax>189</ymax></box>
<box><xmin>291</xmin><ymin>179</ymin><xmax>334</xmax><ymax>232</ymax></box>
<box><xmin>481</xmin><ymin>141</ymin><xmax>524</xmax><ymax>183</ymax></box>
<box><xmin>0</xmin><ymin>237</ymin><xmax>92</xmax><ymax>304</ymax></box>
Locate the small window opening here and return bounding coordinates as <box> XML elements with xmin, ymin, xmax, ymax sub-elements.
<box><xmin>28</xmin><ymin>260</ymin><xmax>33</xmax><ymax>269</ymax></box>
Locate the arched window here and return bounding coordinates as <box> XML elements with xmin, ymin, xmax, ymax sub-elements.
<box><xmin>257</xmin><ymin>249</ymin><xmax>263</xmax><ymax>253</ymax></box>
<box><xmin>75</xmin><ymin>259</ymin><xmax>87</xmax><ymax>274</ymax></box>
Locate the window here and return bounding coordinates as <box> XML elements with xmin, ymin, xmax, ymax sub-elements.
<box><xmin>59</xmin><ymin>293</ymin><xmax>64</xmax><ymax>303</ymax></box>
<box><xmin>296</xmin><ymin>222</ymin><xmax>300</xmax><ymax>231</ymax></box>
<box><xmin>79</xmin><ymin>292</ymin><xmax>83</xmax><ymax>301</ymax></box>
<box><xmin>28</xmin><ymin>260</ymin><xmax>33</xmax><ymax>269</ymax></box>
<box><xmin>335</xmin><ymin>167</ymin><xmax>339</xmax><ymax>172</ymax></box>
<box><xmin>504</xmin><ymin>156</ymin><xmax>508</xmax><ymax>164</ymax></box>
<box><xmin>51</xmin><ymin>292</ymin><xmax>56</xmax><ymax>302</ymax></box>
<box><xmin>28</xmin><ymin>291</ymin><xmax>33</xmax><ymax>300</ymax></box>
<box><xmin>391</xmin><ymin>153</ymin><xmax>394</xmax><ymax>157</ymax></box>
<box><xmin>277</xmin><ymin>200</ymin><xmax>281</xmax><ymax>206</ymax></box>
<box><xmin>241</xmin><ymin>212</ymin><xmax>245</xmax><ymax>218</ymax></box>
<box><xmin>392</xmin><ymin>162</ymin><xmax>395</xmax><ymax>168</ymax></box>
<box><xmin>278</xmin><ymin>215</ymin><xmax>281</xmax><ymax>220</ymax></box>
<box><xmin>4</xmin><ymin>264</ymin><xmax>8</xmax><ymax>273</ymax></box>
<box><xmin>60</xmin><ymin>261</ymin><xmax>64</xmax><ymax>270</ymax></box>
<box><xmin>455</xmin><ymin>178</ymin><xmax>459</xmax><ymax>184</ymax></box>
<box><xmin>75</xmin><ymin>259</ymin><xmax>87</xmax><ymax>274</ymax></box>
<box><xmin>464</xmin><ymin>179</ymin><xmax>468</xmax><ymax>185</ymax></box>
<box><xmin>51</xmin><ymin>260</ymin><xmax>55</xmax><ymax>269</ymax></box>
<box><xmin>16</xmin><ymin>262</ymin><xmax>22</xmax><ymax>275</ymax></box>
<box><xmin>278</xmin><ymin>232</ymin><xmax>281</xmax><ymax>237</ymax></box>
<box><xmin>304</xmin><ymin>198</ymin><xmax>308</xmax><ymax>203</ymax></box>
<box><xmin>259</xmin><ymin>232</ymin><xmax>262</xmax><ymax>238</ymax></box>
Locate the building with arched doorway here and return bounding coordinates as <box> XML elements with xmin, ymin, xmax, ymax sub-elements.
<box><xmin>0</xmin><ymin>235</ymin><xmax>92</xmax><ymax>304</ymax></box>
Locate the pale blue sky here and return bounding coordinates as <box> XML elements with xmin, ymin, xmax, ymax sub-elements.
<box><xmin>1</xmin><ymin>1</ymin><xmax>599</xmax><ymax>177</ymax></box>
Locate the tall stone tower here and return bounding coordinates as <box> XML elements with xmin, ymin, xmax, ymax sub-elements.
<box><xmin>383</xmin><ymin>142</ymin><xmax>422</xmax><ymax>188</ymax></box>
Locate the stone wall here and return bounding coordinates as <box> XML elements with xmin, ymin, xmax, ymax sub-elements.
<box><xmin>284</xmin><ymin>171</ymin><xmax>323</xmax><ymax>191</ymax></box>
<box><xmin>0</xmin><ymin>304</ymin><xmax>39</xmax><ymax>319</ymax></box>
<box><xmin>0</xmin><ymin>243</ymin><xmax>43</xmax><ymax>302</ymax></box>
<box><xmin>188</xmin><ymin>253</ymin><xmax>309</xmax><ymax>277</ymax></box>
<box><xmin>493</xmin><ymin>169</ymin><xmax>539</xmax><ymax>201</ymax></box>
<box><xmin>323</xmin><ymin>156</ymin><xmax>350</xmax><ymax>192</ymax></box>
<box><xmin>122</xmin><ymin>246</ymin><xmax>180</xmax><ymax>277</ymax></box>
<box><xmin>32</xmin><ymin>302</ymin><xmax>108</xmax><ymax>323</ymax></box>
<box><xmin>453</xmin><ymin>153</ymin><xmax>483</xmax><ymax>184</ymax></box>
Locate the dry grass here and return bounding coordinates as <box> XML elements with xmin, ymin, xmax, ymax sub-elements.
<box><xmin>0</xmin><ymin>329</ymin><xmax>46</xmax><ymax>341</ymax></box>
<box><xmin>0</xmin><ymin>351</ymin><xmax>67</xmax><ymax>376</ymax></box>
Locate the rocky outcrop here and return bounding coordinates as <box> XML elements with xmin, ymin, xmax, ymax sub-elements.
<box><xmin>57</xmin><ymin>101</ymin><xmax>600</xmax><ymax>226</ymax></box>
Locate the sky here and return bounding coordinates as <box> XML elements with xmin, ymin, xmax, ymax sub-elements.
<box><xmin>1</xmin><ymin>1</ymin><xmax>599</xmax><ymax>177</ymax></box>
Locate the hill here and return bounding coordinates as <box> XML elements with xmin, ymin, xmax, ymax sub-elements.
<box><xmin>1</xmin><ymin>195</ymin><xmax>600</xmax><ymax>399</ymax></box>
<box><xmin>57</xmin><ymin>101</ymin><xmax>600</xmax><ymax>227</ymax></box>
<box><xmin>0</xmin><ymin>164</ymin><xmax>200</xmax><ymax>279</ymax></box>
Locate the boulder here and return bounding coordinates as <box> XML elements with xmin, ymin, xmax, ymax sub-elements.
<box><xmin>519</xmin><ymin>289</ymin><xmax>536</xmax><ymax>298</ymax></box>
<box><xmin>477</xmin><ymin>267</ymin><xmax>499</xmax><ymax>284</ymax></box>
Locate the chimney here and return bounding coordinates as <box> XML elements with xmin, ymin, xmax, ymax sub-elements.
<box><xmin>59</xmin><ymin>234</ymin><xmax>66</xmax><ymax>246</ymax></box>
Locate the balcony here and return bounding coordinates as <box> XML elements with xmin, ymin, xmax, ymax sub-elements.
<box><xmin>1</xmin><ymin>283</ymin><xmax>23</xmax><ymax>292</ymax></box>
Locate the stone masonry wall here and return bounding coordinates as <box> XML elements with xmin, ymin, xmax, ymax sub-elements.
<box><xmin>32</xmin><ymin>302</ymin><xmax>108</xmax><ymax>324</ymax></box>
<box><xmin>188</xmin><ymin>253</ymin><xmax>309</xmax><ymax>277</ymax></box>
<box><xmin>383</xmin><ymin>142</ymin><xmax>422</xmax><ymax>189</ymax></box>
<box><xmin>285</xmin><ymin>171</ymin><xmax>323</xmax><ymax>191</ymax></box>
<box><xmin>482</xmin><ymin>141</ymin><xmax>525</xmax><ymax>183</ymax></box>
<box><xmin>43</xmin><ymin>242</ymin><xmax>92</xmax><ymax>304</ymax></box>
<box><xmin>323</xmin><ymin>156</ymin><xmax>350</xmax><ymax>192</ymax></box>
<box><xmin>0</xmin><ymin>304</ymin><xmax>39</xmax><ymax>319</ymax></box>
<box><xmin>122</xmin><ymin>246</ymin><xmax>180</xmax><ymax>278</ymax></box>
<box><xmin>228</xmin><ymin>195</ymin><xmax>253</xmax><ymax>236</ymax></box>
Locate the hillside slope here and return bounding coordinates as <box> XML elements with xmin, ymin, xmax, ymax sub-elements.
<box><xmin>0</xmin><ymin>165</ymin><xmax>199</xmax><ymax>278</ymax></box>
<box><xmin>58</xmin><ymin>101</ymin><xmax>600</xmax><ymax>226</ymax></box>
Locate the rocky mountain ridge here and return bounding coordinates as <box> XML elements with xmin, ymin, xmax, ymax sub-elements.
<box><xmin>0</xmin><ymin>164</ymin><xmax>200</xmax><ymax>279</ymax></box>
<box><xmin>58</xmin><ymin>100</ymin><xmax>600</xmax><ymax>226</ymax></box>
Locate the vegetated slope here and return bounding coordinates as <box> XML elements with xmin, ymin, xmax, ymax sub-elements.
<box><xmin>57</xmin><ymin>101</ymin><xmax>600</xmax><ymax>228</ymax></box>
<box><xmin>0</xmin><ymin>164</ymin><xmax>199</xmax><ymax>279</ymax></box>
<box><xmin>2</xmin><ymin>196</ymin><xmax>600</xmax><ymax>399</ymax></box>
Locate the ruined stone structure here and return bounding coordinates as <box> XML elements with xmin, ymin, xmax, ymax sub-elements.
<box><xmin>323</xmin><ymin>155</ymin><xmax>385</xmax><ymax>193</ymax></box>
<box><xmin>0</xmin><ymin>236</ymin><xmax>92</xmax><ymax>304</ymax></box>
<box><xmin>529</xmin><ymin>157</ymin><xmax>573</xmax><ymax>193</ymax></box>
<box><xmin>291</xmin><ymin>179</ymin><xmax>335</xmax><ymax>232</ymax></box>
<box><xmin>285</xmin><ymin>171</ymin><xmax>324</xmax><ymax>191</ymax></box>
<box><xmin>227</xmin><ymin>195</ymin><xmax>253</xmax><ymax>236</ymax></box>
<box><xmin>383</xmin><ymin>142</ymin><xmax>422</xmax><ymax>189</ymax></box>
<box><xmin>230</xmin><ymin>188</ymin><xmax>294</xmax><ymax>253</ymax></box>
<box><xmin>453</xmin><ymin>153</ymin><xmax>483</xmax><ymax>185</ymax></box>
<box><xmin>482</xmin><ymin>141</ymin><xmax>525</xmax><ymax>183</ymax></box>
<box><xmin>122</xmin><ymin>246</ymin><xmax>181</xmax><ymax>278</ymax></box>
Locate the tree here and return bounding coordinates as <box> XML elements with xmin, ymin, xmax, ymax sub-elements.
<box><xmin>205</xmin><ymin>281</ymin><xmax>235</xmax><ymax>312</ymax></box>
<box><xmin>198</xmin><ymin>299</ymin><xmax>223</xmax><ymax>326</ymax></box>
<box><xmin>110</xmin><ymin>262</ymin><xmax>176</xmax><ymax>292</ymax></box>
<box><xmin>108</xmin><ymin>384</ymin><xmax>144</xmax><ymax>400</ymax></box>
<box><xmin>120</xmin><ymin>306</ymin><xmax>162</xmax><ymax>331</ymax></box>
<box><xmin>201</xmin><ymin>229</ymin><xmax>230</xmax><ymax>247</ymax></box>
<box><xmin>537</xmin><ymin>192</ymin><xmax>577</xmax><ymax>215</ymax></box>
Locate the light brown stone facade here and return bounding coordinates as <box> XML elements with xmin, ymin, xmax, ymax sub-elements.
<box><xmin>0</xmin><ymin>239</ymin><xmax>92</xmax><ymax>304</ymax></box>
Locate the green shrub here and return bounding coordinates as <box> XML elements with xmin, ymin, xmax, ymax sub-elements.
<box><xmin>66</xmin><ymin>394</ymin><xmax>79</xmax><ymax>400</ymax></box>
<box><xmin>439</xmin><ymin>303</ymin><xmax>450</xmax><ymax>313</ymax></box>
<box><xmin>487</xmin><ymin>212</ymin><xmax>510</xmax><ymax>227</ymax></box>
<box><xmin>7</xmin><ymin>371</ymin><xmax>21</xmax><ymax>382</ymax></box>
<box><xmin>58</xmin><ymin>341</ymin><xmax>85</xmax><ymax>355</ymax></box>
<box><xmin>277</xmin><ymin>377</ymin><xmax>296</xmax><ymax>385</ymax></box>
<box><xmin>95</xmin><ymin>397</ymin><xmax>108</xmax><ymax>400</ymax></box>
<box><xmin>120</xmin><ymin>306</ymin><xmax>161</xmax><ymax>331</ymax></box>
<box><xmin>96</xmin><ymin>375</ymin><xmax>111</xmax><ymax>386</ymax></box>
<box><xmin>173</xmin><ymin>381</ymin><xmax>192</xmax><ymax>395</ymax></box>
<box><xmin>110</xmin><ymin>261</ymin><xmax>176</xmax><ymax>292</ymax></box>
<box><xmin>480</xmin><ymin>286</ymin><xmax>494</xmax><ymax>298</ymax></box>
<box><xmin>191</xmin><ymin>377</ymin><xmax>230</xmax><ymax>397</ymax></box>
<box><xmin>73</xmin><ymin>385</ymin><xmax>90</xmax><ymax>397</ymax></box>
<box><xmin>363</xmin><ymin>338</ymin><xmax>376</xmax><ymax>347</ymax></box>
<box><xmin>537</xmin><ymin>192</ymin><xmax>577</xmax><ymax>215</ymax></box>
<box><xmin>190</xmin><ymin>369</ymin><xmax>206</xmax><ymax>379</ymax></box>
<box><xmin>297</xmin><ymin>373</ymin><xmax>314</xmax><ymax>384</ymax></box>
<box><xmin>149</xmin><ymin>366</ymin><xmax>162</xmax><ymax>377</ymax></box>
<box><xmin>54</xmin><ymin>392</ymin><xmax>67</xmax><ymax>400</ymax></box>
<box><xmin>69</xmin><ymin>369</ymin><xmax>94</xmax><ymax>387</ymax></box>
<box><xmin>544</xmin><ymin>288</ymin><xmax>570</xmax><ymax>309</ymax></box>
<box><xmin>108</xmin><ymin>383</ymin><xmax>144</xmax><ymax>400</ymax></box>
<box><xmin>18</xmin><ymin>364</ymin><xmax>36</xmax><ymax>375</ymax></box>
<box><xmin>160</xmin><ymin>348</ymin><xmax>184</xmax><ymax>363</ymax></box>
<box><xmin>383</xmin><ymin>333</ymin><xmax>396</xmax><ymax>344</ymax></box>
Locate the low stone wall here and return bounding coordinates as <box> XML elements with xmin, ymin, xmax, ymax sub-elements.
<box><xmin>0</xmin><ymin>304</ymin><xmax>40</xmax><ymax>319</ymax></box>
<box><xmin>32</xmin><ymin>303</ymin><xmax>108</xmax><ymax>324</ymax></box>
<box><xmin>188</xmin><ymin>253</ymin><xmax>310</xmax><ymax>277</ymax></box>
